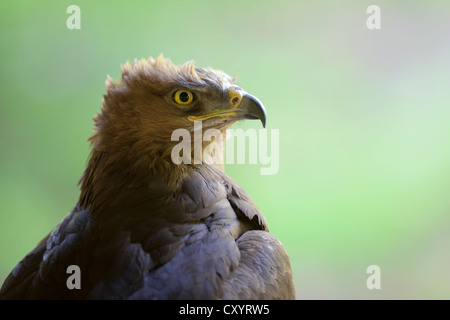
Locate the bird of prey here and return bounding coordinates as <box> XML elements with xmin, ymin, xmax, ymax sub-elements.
<box><xmin>0</xmin><ymin>55</ymin><xmax>295</xmax><ymax>300</ymax></box>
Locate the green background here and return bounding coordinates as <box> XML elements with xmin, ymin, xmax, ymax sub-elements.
<box><xmin>1</xmin><ymin>0</ymin><xmax>449</xmax><ymax>299</ymax></box>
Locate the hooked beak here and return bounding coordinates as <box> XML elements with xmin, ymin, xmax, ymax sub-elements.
<box><xmin>235</xmin><ymin>93</ymin><xmax>267</xmax><ymax>128</ymax></box>
<box><xmin>187</xmin><ymin>88</ymin><xmax>267</xmax><ymax>128</ymax></box>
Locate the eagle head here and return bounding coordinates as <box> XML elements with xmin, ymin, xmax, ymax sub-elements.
<box><xmin>90</xmin><ymin>55</ymin><xmax>266</xmax><ymax>157</ymax></box>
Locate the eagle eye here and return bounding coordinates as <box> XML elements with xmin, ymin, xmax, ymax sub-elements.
<box><xmin>173</xmin><ymin>90</ymin><xmax>194</xmax><ymax>106</ymax></box>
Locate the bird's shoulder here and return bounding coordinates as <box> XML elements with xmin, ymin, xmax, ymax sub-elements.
<box><xmin>222</xmin><ymin>230</ymin><xmax>296</xmax><ymax>299</ymax></box>
<box><xmin>0</xmin><ymin>206</ymin><xmax>95</xmax><ymax>299</ymax></box>
<box><xmin>192</xmin><ymin>165</ymin><xmax>268</xmax><ymax>231</ymax></box>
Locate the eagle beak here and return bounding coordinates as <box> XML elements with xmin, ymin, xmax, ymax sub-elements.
<box><xmin>235</xmin><ymin>93</ymin><xmax>267</xmax><ymax>128</ymax></box>
<box><xmin>187</xmin><ymin>88</ymin><xmax>267</xmax><ymax>128</ymax></box>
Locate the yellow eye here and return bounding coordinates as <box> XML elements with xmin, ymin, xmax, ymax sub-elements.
<box><xmin>173</xmin><ymin>90</ymin><xmax>194</xmax><ymax>106</ymax></box>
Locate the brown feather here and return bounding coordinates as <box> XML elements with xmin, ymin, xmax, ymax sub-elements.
<box><xmin>0</xmin><ymin>55</ymin><xmax>295</xmax><ymax>300</ymax></box>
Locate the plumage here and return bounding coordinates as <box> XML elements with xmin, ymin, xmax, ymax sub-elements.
<box><xmin>0</xmin><ymin>55</ymin><xmax>295</xmax><ymax>300</ymax></box>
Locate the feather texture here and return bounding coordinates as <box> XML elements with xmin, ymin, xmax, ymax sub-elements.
<box><xmin>0</xmin><ymin>56</ymin><xmax>295</xmax><ymax>300</ymax></box>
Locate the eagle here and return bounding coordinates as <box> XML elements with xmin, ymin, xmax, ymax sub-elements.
<box><xmin>0</xmin><ymin>55</ymin><xmax>295</xmax><ymax>300</ymax></box>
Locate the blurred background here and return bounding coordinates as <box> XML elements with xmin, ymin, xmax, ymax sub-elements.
<box><xmin>1</xmin><ymin>0</ymin><xmax>449</xmax><ymax>299</ymax></box>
